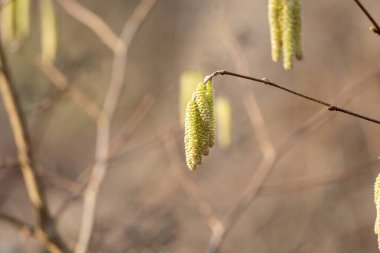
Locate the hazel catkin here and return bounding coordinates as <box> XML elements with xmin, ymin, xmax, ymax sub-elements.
<box><xmin>184</xmin><ymin>96</ymin><xmax>203</xmax><ymax>170</ymax></box>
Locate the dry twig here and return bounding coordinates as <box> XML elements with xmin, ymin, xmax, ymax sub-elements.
<box><xmin>55</xmin><ymin>0</ymin><xmax>120</xmax><ymax>50</ymax></box>
<box><xmin>0</xmin><ymin>38</ymin><xmax>69</xmax><ymax>253</ymax></box>
<box><xmin>75</xmin><ymin>1</ymin><xmax>156</xmax><ymax>252</ymax></box>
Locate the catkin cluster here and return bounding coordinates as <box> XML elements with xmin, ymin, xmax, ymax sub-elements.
<box><xmin>374</xmin><ymin>174</ymin><xmax>380</xmax><ymax>250</ymax></box>
<box><xmin>184</xmin><ymin>80</ymin><xmax>215</xmax><ymax>171</ymax></box>
<box><xmin>0</xmin><ymin>0</ymin><xmax>57</xmax><ymax>62</ymax></box>
<box><xmin>268</xmin><ymin>0</ymin><xmax>302</xmax><ymax>70</ymax></box>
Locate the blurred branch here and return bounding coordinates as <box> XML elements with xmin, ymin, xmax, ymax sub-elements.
<box><xmin>163</xmin><ymin>133</ymin><xmax>223</xmax><ymax>232</ymax></box>
<box><xmin>352</xmin><ymin>0</ymin><xmax>380</xmax><ymax>35</ymax></box>
<box><xmin>205</xmin><ymin>20</ymin><xmax>380</xmax><ymax>253</ymax></box>
<box><xmin>55</xmin><ymin>0</ymin><xmax>120</xmax><ymax>51</ymax></box>
<box><xmin>75</xmin><ymin>1</ymin><xmax>156</xmax><ymax>252</ymax></box>
<box><xmin>0</xmin><ymin>40</ymin><xmax>69</xmax><ymax>252</ymax></box>
<box><xmin>0</xmin><ymin>212</ymin><xmax>34</xmax><ymax>234</ymax></box>
<box><xmin>53</xmin><ymin>93</ymin><xmax>156</xmax><ymax>219</ymax></box>
<box><xmin>37</xmin><ymin>60</ymin><xmax>103</xmax><ymax>119</ymax></box>
<box><xmin>206</xmin><ymin>21</ymin><xmax>277</xmax><ymax>253</ymax></box>
<box><xmin>207</xmin><ymin>95</ymin><xmax>277</xmax><ymax>253</ymax></box>
<box><xmin>261</xmin><ymin>160</ymin><xmax>380</xmax><ymax>195</ymax></box>
<box><xmin>205</xmin><ymin>70</ymin><xmax>380</xmax><ymax>125</ymax></box>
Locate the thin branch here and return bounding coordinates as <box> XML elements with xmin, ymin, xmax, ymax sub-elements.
<box><xmin>55</xmin><ymin>0</ymin><xmax>120</xmax><ymax>51</ymax></box>
<box><xmin>0</xmin><ymin>40</ymin><xmax>69</xmax><ymax>252</ymax></box>
<box><xmin>260</xmin><ymin>159</ymin><xmax>380</xmax><ymax>195</ymax></box>
<box><xmin>205</xmin><ymin>21</ymin><xmax>380</xmax><ymax>253</ymax></box>
<box><xmin>0</xmin><ymin>213</ymin><xmax>34</xmax><ymax>233</ymax></box>
<box><xmin>163</xmin><ymin>133</ymin><xmax>223</xmax><ymax>233</ymax></box>
<box><xmin>352</xmin><ymin>0</ymin><xmax>380</xmax><ymax>35</ymax></box>
<box><xmin>53</xmin><ymin>93</ymin><xmax>156</xmax><ymax>219</ymax></box>
<box><xmin>37</xmin><ymin>60</ymin><xmax>103</xmax><ymax>119</ymax></box>
<box><xmin>205</xmin><ymin>70</ymin><xmax>380</xmax><ymax>125</ymax></box>
<box><xmin>75</xmin><ymin>1</ymin><xmax>156</xmax><ymax>252</ymax></box>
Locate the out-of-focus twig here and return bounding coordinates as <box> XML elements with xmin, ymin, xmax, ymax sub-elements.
<box><xmin>205</xmin><ymin>20</ymin><xmax>380</xmax><ymax>253</ymax></box>
<box><xmin>75</xmin><ymin>1</ymin><xmax>156</xmax><ymax>252</ymax></box>
<box><xmin>55</xmin><ymin>0</ymin><xmax>121</xmax><ymax>51</ymax></box>
<box><xmin>163</xmin><ymin>133</ymin><xmax>223</xmax><ymax>232</ymax></box>
<box><xmin>0</xmin><ymin>38</ymin><xmax>69</xmax><ymax>253</ymax></box>
<box><xmin>206</xmin><ymin>21</ymin><xmax>277</xmax><ymax>253</ymax></box>
<box><xmin>53</xmin><ymin>93</ymin><xmax>156</xmax><ymax>219</ymax></box>
<box><xmin>37</xmin><ymin>60</ymin><xmax>103</xmax><ymax>119</ymax></box>
<box><xmin>260</xmin><ymin>159</ymin><xmax>380</xmax><ymax>195</ymax></box>
<box><xmin>352</xmin><ymin>0</ymin><xmax>380</xmax><ymax>35</ymax></box>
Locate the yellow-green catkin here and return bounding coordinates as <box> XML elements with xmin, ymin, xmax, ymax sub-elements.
<box><xmin>0</xmin><ymin>1</ymin><xmax>15</xmax><ymax>44</ymax></box>
<box><xmin>14</xmin><ymin>0</ymin><xmax>30</xmax><ymax>39</ymax></box>
<box><xmin>215</xmin><ymin>97</ymin><xmax>232</xmax><ymax>148</ymax></box>
<box><xmin>195</xmin><ymin>83</ymin><xmax>210</xmax><ymax>156</ymax></box>
<box><xmin>184</xmin><ymin>96</ymin><xmax>203</xmax><ymax>171</ymax></box>
<box><xmin>293</xmin><ymin>0</ymin><xmax>302</xmax><ymax>60</ymax></box>
<box><xmin>179</xmin><ymin>71</ymin><xmax>203</xmax><ymax>128</ymax></box>
<box><xmin>40</xmin><ymin>0</ymin><xmax>58</xmax><ymax>62</ymax></box>
<box><xmin>282</xmin><ymin>0</ymin><xmax>295</xmax><ymax>70</ymax></box>
<box><xmin>268</xmin><ymin>0</ymin><xmax>282</xmax><ymax>62</ymax></box>
<box><xmin>205</xmin><ymin>80</ymin><xmax>215</xmax><ymax>148</ymax></box>
<box><xmin>374</xmin><ymin>173</ymin><xmax>380</xmax><ymax>250</ymax></box>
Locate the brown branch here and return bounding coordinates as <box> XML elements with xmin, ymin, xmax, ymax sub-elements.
<box><xmin>75</xmin><ymin>1</ymin><xmax>156</xmax><ymax>252</ymax></box>
<box><xmin>205</xmin><ymin>21</ymin><xmax>380</xmax><ymax>253</ymax></box>
<box><xmin>352</xmin><ymin>0</ymin><xmax>380</xmax><ymax>35</ymax></box>
<box><xmin>55</xmin><ymin>0</ymin><xmax>120</xmax><ymax>51</ymax></box>
<box><xmin>260</xmin><ymin>160</ymin><xmax>380</xmax><ymax>195</ymax></box>
<box><xmin>37</xmin><ymin>60</ymin><xmax>103</xmax><ymax>119</ymax></box>
<box><xmin>206</xmin><ymin>22</ymin><xmax>278</xmax><ymax>253</ymax></box>
<box><xmin>205</xmin><ymin>70</ymin><xmax>380</xmax><ymax>125</ymax></box>
<box><xmin>0</xmin><ymin>40</ymin><xmax>69</xmax><ymax>252</ymax></box>
<box><xmin>163</xmin><ymin>133</ymin><xmax>223</xmax><ymax>233</ymax></box>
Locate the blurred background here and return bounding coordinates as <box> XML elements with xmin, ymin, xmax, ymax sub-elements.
<box><xmin>1</xmin><ymin>0</ymin><xmax>380</xmax><ymax>252</ymax></box>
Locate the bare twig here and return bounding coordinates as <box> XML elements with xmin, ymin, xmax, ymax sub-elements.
<box><xmin>55</xmin><ymin>0</ymin><xmax>120</xmax><ymax>51</ymax></box>
<box><xmin>260</xmin><ymin>160</ymin><xmax>380</xmax><ymax>195</ymax></box>
<box><xmin>163</xmin><ymin>133</ymin><xmax>223</xmax><ymax>232</ymax></box>
<box><xmin>205</xmin><ymin>70</ymin><xmax>380</xmax><ymax>125</ymax></box>
<box><xmin>0</xmin><ymin>40</ymin><xmax>69</xmax><ymax>252</ymax></box>
<box><xmin>53</xmin><ymin>93</ymin><xmax>156</xmax><ymax>219</ymax></box>
<box><xmin>75</xmin><ymin>1</ymin><xmax>156</xmax><ymax>252</ymax></box>
<box><xmin>352</xmin><ymin>0</ymin><xmax>380</xmax><ymax>35</ymax></box>
<box><xmin>205</xmin><ymin>21</ymin><xmax>380</xmax><ymax>253</ymax></box>
<box><xmin>206</xmin><ymin>95</ymin><xmax>277</xmax><ymax>253</ymax></box>
<box><xmin>37</xmin><ymin>60</ymin><xmax>103</xmax><ymax>119</ymax></box>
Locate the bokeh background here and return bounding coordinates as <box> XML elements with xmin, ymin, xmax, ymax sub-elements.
<box><xmin>1</xmin><ymin>0</ymin><xmax>380</xmax><ymax>252</ymax></box>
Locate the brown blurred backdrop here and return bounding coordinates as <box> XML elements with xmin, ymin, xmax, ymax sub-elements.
<box><xmin>1</xmin><ymin>0</ymin><xmax>380</xmax><ymax>252</ymax></box>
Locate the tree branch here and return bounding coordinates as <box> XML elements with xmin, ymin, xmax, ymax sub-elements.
<box><xmin>75</xmin><ymin>1</ymin><xmax>156</xmax><ymax>253</ymax></box>
<box><xmin>0</xmin><ymin>39</ymin><xmax>69</xmax><ymax>252</ymax></box>
<box><xmin>205</xmin><ymin>70</ymin><xmax>380</xmax><ymax>125</ymax></box>
<box><xmin>55</xmin><ymin>0</ymin><xmax>120</xmax><ymax>51</ymax></box>
<box><xmin>352</xmin><ymin>0</ymin><xmax>380</xmax><ymax>35</ymax></box>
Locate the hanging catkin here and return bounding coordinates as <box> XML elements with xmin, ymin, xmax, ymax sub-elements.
<box><xmin>206</xmin><ymin>80</ymin><xmax>215</xmax><ymax>148</ymax></box>
<box><xmin>184</xmin><ymin>96</ymin><xmax>203</xmax><ymax>171</ymax></box>
<box><xmin>293</xmin><ymin>0</ymin><xmax>303</xmax><ymax>60</ymax></box>
<box><xmin>184</xmin><ymin>80</ymin><xmax>216</xmax><ymax>171</ymax></box>
<box><xmin>15</xmin><ymin>0</ymin><xmax>30</xmax><ymax>39</ymax></box>
<box><xmin>268</xmin><ymin>0</ymin><xmax>302</xmax><ymax>70</ymax></box>
<box><xmin>40</xmin><ymin>0</ymin><xmax>58</xmax><ymax>62</ymax></box>
<box><xmin>269</xmin><ymin>0</ymin><xmax>283</xmax><ymax>62</ymax></box>
<box><xmin>195</xmin><ymin>83</ymin><xmax>211</xmax><ymax>156</ymax></box>
<box><xmin>281</xmin><ymin>0</ymin><xmax>295</xmax><ymax>70</ymax></box>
